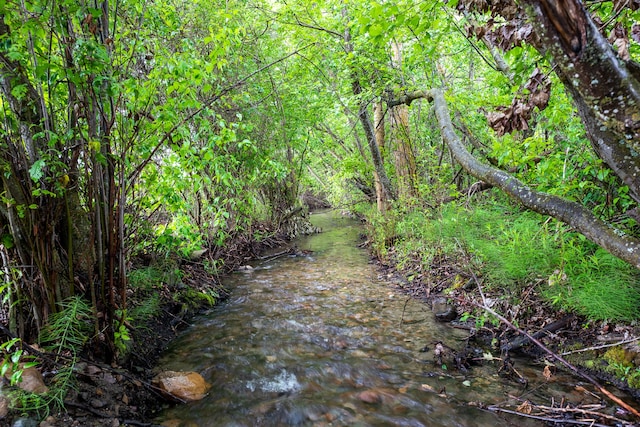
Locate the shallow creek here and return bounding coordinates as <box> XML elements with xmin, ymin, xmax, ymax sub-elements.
<box><xmin>156</xmin><ymin>211</ymin><xmax>599</xmax><ymax>426</ymax></box>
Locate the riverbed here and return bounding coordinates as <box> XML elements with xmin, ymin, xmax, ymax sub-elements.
<box><xmin>155</xmin><ymin>211</ymin><xmax>594</xmax><ymax>426</ymax></box>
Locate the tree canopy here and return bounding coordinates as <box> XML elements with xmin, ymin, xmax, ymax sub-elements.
<box><xmin>0</xmin><ymin>0</ymin><xmax>639</xmax><ymax>361</ymax></box>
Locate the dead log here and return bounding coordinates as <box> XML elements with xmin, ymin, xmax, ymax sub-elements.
<box><xmin>501</xmin><ymin>315</ymin><xmax>575</xmax><ymax>352</ymax></box>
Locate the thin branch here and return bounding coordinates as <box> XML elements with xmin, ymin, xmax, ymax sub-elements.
<box><xmin>291</xmin><ymin>13</ymin><xmax>343</xmax><ymax>38</ymax></box>
<box><xmin>470</xmin><ymin>281</ymin><xmax>640</xmax><ymax>419</ymax></box>
<box><xmin>487</xmin><ymin>406</ymin><xmax>612</xmax><ymax>427</ymax></box>
<box><xmin>560</xmin><ymin>337</ymin><xmax>640</xmax><ymax>356</ymax></box>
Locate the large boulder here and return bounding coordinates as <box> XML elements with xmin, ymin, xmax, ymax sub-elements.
<box><xmin>152</xmin><ymin>371</ymin><xmax>210</xmax><ymax>402</ymax></box>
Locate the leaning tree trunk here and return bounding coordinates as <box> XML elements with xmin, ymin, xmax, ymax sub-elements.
<box><xmin>520</xmin><ymin>0</ymin><xmax>640</xmax><ymax>204</ymax></box>
<box><xmin>428</xmin><ymin>88</ymin><xmax>640</xmax><ymax>268</ymax></box>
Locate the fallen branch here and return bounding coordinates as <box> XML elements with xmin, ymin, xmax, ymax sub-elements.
<box><xmin>471</xmin><ymin>282</ymin><xmax>640</xmax><ymax>419</ymax></box>
<box><xmin>487</xmin><ymin>406</ymin><xmax>613</xmax><ymax>427</ymax></box>
<box><xmin>560</xmin><ymin>337</ymin><xmax>640</xmax><ymax>356</ymax></box>
<box><xmin>501</xmin><ymin>314</ymin><xmax>575</xmax><ymax>352</ymax></box>
<box><xmin>534</xmin><ymin>403</ymin><xmax>634</xmax><ymax>425</ymax></box>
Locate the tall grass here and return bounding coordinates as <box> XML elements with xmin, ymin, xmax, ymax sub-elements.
<box><xmin>385</xmin><ymin>201</ymin><xmax>640</xmax><ymax>321</ymax></box>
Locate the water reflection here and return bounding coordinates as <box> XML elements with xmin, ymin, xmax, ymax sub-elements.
<box><xmin>157</xmin><ymin>211</ymin><xmax>547</xmax><ymax>426</ymax></box>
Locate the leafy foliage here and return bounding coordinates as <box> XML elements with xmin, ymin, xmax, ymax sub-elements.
<box><xmin>382</xmin><ymin>201</ymin><xmax>640</xmax><ymax>320</ymax></box>
<box><xmin>0</xmin><ymin>0</ymin><xmax>638</xmax><ymax>386</ymax></box>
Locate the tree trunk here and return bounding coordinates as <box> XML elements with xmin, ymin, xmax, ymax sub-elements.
<box><xmin>390</xmin><ymin>41</ymin><xmax>417</xmax><ymax>200</ymax></box>
<box><xmin>520</xmin><ymin>0</ymin><xmax>640</xmax><ymax>204</ymax></box>
<box><xmin>342</xmin><ymin>8</ymin><xmax>395</xmax><ymax>210</ymax></box>
<box><xmin>429</xmin><ymin>88</ymin><xmax>640</xmax><ymax>269</ymax></box>
<box><xmin>0</xmin><ymin>14</ymin><xmax>72</xmax><ymax>331</ymax></box>
<box><xmin>374</xmin><ymin>102</ymin><xmax>389</xmax><ymax>212</ymax></box>
<box><xmin>0</xmin><ymin>5</ymin><xmax>121</xmax><ymax>359</ymax></box>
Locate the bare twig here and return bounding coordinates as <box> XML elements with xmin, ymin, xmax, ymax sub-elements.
<box><xmin>487</xmin><ymin>406</ymin><xmax>612</xmax><ymax>426</ymax></box>
<box><xmin>534</xmin><ymin>403</ymin><xmax>634</xmax><ymax>424</ymax></box>
<box><xmin>560</xmin><ymin>337</ymin><xmax>640</xmax><ymax>356</ymax></box>
<box><xmin>471</xmin><ymin>279</ymin><xmax>640</xmax><ymax>419</ymax></box>
<box><xmin>400</xmin><ymin>297</ymin><xmax>411</xmax><ymax>325</ymax></box>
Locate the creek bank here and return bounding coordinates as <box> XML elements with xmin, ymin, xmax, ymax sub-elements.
<box><xmin>373</xmin><ymin>243</ymin><xmax>640</xmax><ymax>419</ymax></box>
<box><xmin>0</xmin><ymin>215</ymin><xmax>322</xmax><ymax>427</ymax></box>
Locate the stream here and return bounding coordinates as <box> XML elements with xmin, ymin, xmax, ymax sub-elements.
<box><xmin>155</xmin><ymin>211</ymin><xmax>597</xmax><ymax>426</ymax></box>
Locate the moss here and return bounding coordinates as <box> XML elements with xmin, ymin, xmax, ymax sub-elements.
<box><xmin>628</xmin><ymin>372</ymin><xmax>640</xmax><ymax>389</ymax></box>
<box><xmin>603</xmin><ymin>346</ymin><xmax>635</xmax><ymax>367</ymax></box>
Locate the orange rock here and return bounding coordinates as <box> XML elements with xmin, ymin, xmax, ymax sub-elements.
<box><xmin>11</xmin><ymin>366</ymin><xmax>48</xmax><ymax>394</ymax></box>
<box><xmin>153</xmin><ymin>371</ymin><xmax>211</xmax><ymax>402</ymax></box>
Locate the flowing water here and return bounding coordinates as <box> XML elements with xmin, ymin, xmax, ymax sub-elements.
<box><xmin>155</xmin><ymin>211</ymin><xmax>598</xmax><ymax>427</ymax></box>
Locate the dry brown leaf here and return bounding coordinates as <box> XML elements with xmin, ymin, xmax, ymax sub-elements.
<box><xmin>609</xmin><ymin>23</ymin><xmax>630</xmax><ymax>61</ymax></box>
<box><xmin>516</xmin><ymin>400</ymin><xmax>533</xmax><ymax>414</ymax></box>
<box><xmin>632</xmin><ymin>23</ymin><xmax>640</xmax><ymax>44</ymax></box>
<box><xmin>543</xmin><ymin>365</ymin><xmax>553</xmax><ymax>381</ymax></box>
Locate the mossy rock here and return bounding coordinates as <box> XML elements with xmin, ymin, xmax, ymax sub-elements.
<box><xmin>603</xmin><ymin>346</ymin><xmax>636</xmax><ymax>367</ymax></box>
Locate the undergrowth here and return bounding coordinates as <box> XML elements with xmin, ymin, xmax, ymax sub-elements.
<box><xmin>368</xmin><ymin>200</ymin><xmax>640</xmax><ymax>322</ymax></box>
<box><xmin>2</xmin><ymin>296</ymin><xmax>94</xmax><ymax>418</ymax></box>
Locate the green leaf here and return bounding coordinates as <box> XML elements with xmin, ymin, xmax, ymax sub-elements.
<box><xmin>368</xmin><ymin>24</ymin><xmax>383</xmax><ymax>37</ymax></box>
<box><xmin>11</xmin><ymin>349</ymin><xmax>22</xmax><ymax>364</ymax></box>
<box><xmin>10</xmin><ymin>84</ymin><xmax>27</xmax><ymax>100</ymax></box>
<box><xmin>88</xmin><ymin>7</ymin><xmax>102</xmax><ymax>18</ymax></box>
<box><xmin>29</xmin><ymin>159</ymin><xmax>46</xmax><ymax>182</ymax></box>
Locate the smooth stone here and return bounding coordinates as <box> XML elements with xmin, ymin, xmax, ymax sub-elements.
<box><xmin>432</xmin><ymin>297</ymin><xmax>457</xmax><ymax>322</ymax></box>
<box><xmin>153</xmin><ymin>371</ymin><xmax>211</xmax><ymax>402</ymax></box>
<box><xmin>8</xmin><ymin>366</ymin><xmax>48</xmax><ymax>394</ymax></box>
<box><xmin>12</xmin><ymin>418</ymin><xmax>38</xmax><ymax>427</ymax></box>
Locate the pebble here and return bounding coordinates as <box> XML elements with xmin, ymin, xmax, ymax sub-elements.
<box><xmin>90</xmin><ymin>398</ymin><xmax>107</xmax><ymax>409</ymax></box>
<box><xmin>357</xmin><ymin>389</ymin><xmax>382</xmax><ymax>404</ymax></box>
<box><xmin>38</xmin><ymin>416</ymin><xmax>56</xmax><ymax>427</ymax></box>
<box><xmin>12</xmin><ymin>418</ymin><xmax>38</xmax><ymax>427</ymax></box>
<box><xmin>103</xmin><ymin>373</ymin><xmax>117</xmax><ymax>384</ymax></box>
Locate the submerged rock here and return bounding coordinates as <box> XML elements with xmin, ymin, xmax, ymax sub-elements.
<box><xmin>152</xmin><ymin>371</ymin><xmax>211</xmax><ymax>402</ymax></box>
<box><xmin>432</xmin><ymin>297</ymin><xmax>457</xmax><ymax>322</ymax></box>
